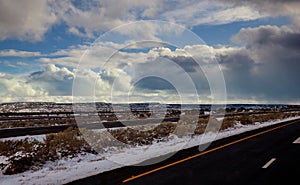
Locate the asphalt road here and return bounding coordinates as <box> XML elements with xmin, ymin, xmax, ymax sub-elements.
<box><xmin>67</xmin><ymin>119</ymin><xmax>300</xmax><ymax>185</ymax></box>
<box><xmin>0</xmin><ymin>110</ymin><xmax>290</xmax><ymax>138</ymax></box>
<box><xmin>0</xmin><ymin>117</ymin><xmax>180</xmax><ymax>138</ymax></box>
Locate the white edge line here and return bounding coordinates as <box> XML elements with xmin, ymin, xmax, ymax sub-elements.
<box><xmin>262</xmin><ymin>158</ymin><xmax>276</xmax><ymax>169</ymax></box>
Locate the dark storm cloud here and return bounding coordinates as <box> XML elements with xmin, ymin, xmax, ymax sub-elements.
<box><xmin>224</xmin><ymin>0</ymin><xmax>300</xmax><ymax>16</ymax></box>
<box><xmin>216</xmin><ymin>51</ymin><xmax>257</xmax><ymax>98</ymax></box>
<box><xmin>218</xmin><ymin>52</ymin><xmax>254</xmax><ymax>67</ymax></box>
<box><xmin>233</xmin><ymin>25</ymin><xmax>300</xmax><ymax>51</ymax></box>
<box><xmin>164</xmin><ymin>56</ymin><xmax>198</xmax><ymax>72</ymax></box>
<box><xmin>133</xmin><ymin>55</ymin><xmax>210</xmax><ymax>95</ymax></box>
<box><xmin>132</xmin><ymin>29</ymin><xmax>300</xmax><ymax>103</ymax></box>
<box><xmin>220</xmin><ymin>24</ymin><xmax>300</xmax><ymax>102</ymax></box>
<box><xmin>217</xmin><ymin>52</ymin><xmax>255</xmax><ymax>87</ymax></box>
<box><xmin>133</xmin><ymin>77</ymin><xmax>176</xmax><ymax>91</ymax></box>
<box><xmin>217</xmin><ymin>51</ymin><xmax>300</xmax><ymax>102</ymax></box>
<box><xmin>232</xmin><ymin>25</ymin><xmax>300</xmax><ymax>66</ymax></box>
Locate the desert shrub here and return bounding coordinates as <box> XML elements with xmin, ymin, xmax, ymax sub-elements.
<box><xmin>198</xmin><ymin>117</ymin><xmax>209</xmax><ymax>125</ymax></box>
<box><xmin>109</xmin><ymin>128</ymin><xmax>152</xmax><ymax>146</ymax></box>
<box><xmin>173</xmin><ymin>122</ymin><xmax>196</xmax><ymax>137</ymax></box>
<box><xmin>249</xmin><ymin>112</ymin><xmax>289</xmax><ymax>123</ymax></box>
<box><xmin>42</xmin><ymin>127</ymin><xmax>94</xmax><ymax>160</ymax></box>
<box><xmin>108</xmin><ymin>122</ymin><xmax>177</xmax><ymax>146</ymax></box>
<box><xmin>205</xmin><ymin>118</ymin><xmax>222</xmax><ymax>132</ymax></box>
<box><xmin>194</xmin><ymin>123</ymin><xmax>206</xmax><ymax>135</ymax></box>
<box><xmin>0</xmin><ymin>139</ymin><xmax>40</xmax><ymax>157</ymax></box>
<box><xmin>2</xmin><ymin>151</ymin><xmax>34</xmax><ymax>175</ymax></box>
<box><xmin>0</xmin><ymin>127</ymin><xmax>95</xmax><ymax>175</ymax></box>
<box><xmin>237</xmin><ymin>115</ymin><xmax>253</xmax><ymax>125</ymax></box>
<box><xmin>193</xmin><ymin>117</ymin><xmax>235</xmax><ymax>135</ymax></box>
<box><xmin>0</xmin><ymin>139</ymin><xmax>43</xmax><ymax>175</ymax></box>
<box><xmin>79</xmin><ymin>129</ymin><xmax>126</xmax><ymax>152</ymax></box>
<box><xmin>153</xmin><ymin>122</ymin><xmax>176</xmax><ymax>138</ymax></box>
<box><xmin>221</xmin><ymin>117</ymin><xmax>236</xmax><ymax>130</ymax></box>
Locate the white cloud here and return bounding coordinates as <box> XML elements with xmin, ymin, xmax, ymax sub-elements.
<box><xmin>13</xmin><ymin>42</ymin><xmax>218</xmax><ymax>103</ymax></box>
<box><xmin>0</xmin><ymin>61</ymin><xmax>30</xmax><ymax>68</ymax></box>
<box><xmin>1</xmin><ymin>0</ymin><xmax>299</xmax><ymax>42</ymax></box>
<box><xmin>0</xmin><ymin>49</ymin><xmax>42</xmax><ymax>57</ymax></box>
<box><xmin>68</xmin><ymin>27</ymin><xmax>90</xmax><ymax>38</ymax></box>
<box><xmin>39</xmin><ymin>43</ymin><xmax>123</xmax><ymax>67</ymax></box>
<box><xmin>0</xmin><ymin>64</ymin><xmax>74</xmax><ymax>102</ymax></box>
<box><xmin>53</xmin><ymin>0</ymin><xmax>166</xmax><ymax>38</ymax></box>
<box><xmin>58</xmin><ymin>0</ymin><xmax>266</xmax><ymax>38</ymax></box>
<box><xmin>193</xmin><ymin>6</ymin><xmax>263</xmax><ymax>25</ymax></box>
<box><xmin>0</xmin><ymin>73</ymin><xmax>48</xmax><ymax>98</ymax></box>
<box><xmin>3</xmin><ymin>23</ymin><xmax>300</xmax><ymax>104</ymax></box>
<box><xmin>0</xmin><ymin>0</ymin><xmax>57</xmax><ymax>41</ymax></box>
<box><xmin>225</xmin><ymin>0</ymin><xmax>300</xmax><ymax>18</ymax></box>
<box><xmin>156</xmin><ymin>0</ymin><xmax>269</xmax><ymax>27</ymax></box>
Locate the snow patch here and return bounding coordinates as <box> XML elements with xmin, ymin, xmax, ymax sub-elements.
<box><xmin>0</xmin><ymin>135</ymin><xmax>46</xmax><ymax>142</ymax></box>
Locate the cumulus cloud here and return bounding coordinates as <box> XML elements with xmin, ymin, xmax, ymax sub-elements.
<box><xmin>60</xmin><ymin>0</ymin><xmax>272</xmax><ymax>36</ymax></box>
<box><xmin>213</xmin><ymin>38</ymin><xmax>300</xmax><ymax>103</ymax></box>
<box><xmin>0</xmin><ymin>73</ymin><xmax>48</xmax><ymax>99</ymax></box>
<box><xmin>3</xmin><ymin>39</ymin><xmax>300</xmax><ymax>103</ymax></box>
<box><xmin>163</xmin><ymin>1</ymin><xmax>264</xmax><ymax>26</ymax></box>
<box><xmin>232</xmin><ymin>25</ymin><xmax>300</xmax><ymax>52</ymax></box>
<box><xmin>34</xmin><ymin>42</ymin><xmax>221</xmax><ymax>103</ymax></box>
<box><xmin>12</xmin><ymin>28</ymin><xmax>297</xmax><ymax>104</ymax></box>
<box><xmin>28</xmin><ymin>64</ymin><xmax>74</xmax><ymax>96</ymax></box>
<box><xmin>2</xmin><ymin>23</ymin><xmax>300</xmax><ymax>104</ymax></box>
<box><xmin>53</xmin><ymin>0</ymin><xmax>168</xmax><ymax>38</ymax></box>
<box><xmin>0</xmin><ymin>63</ymin><xmax>106</xmax><ymax>102</ymax></box>
<box><xmin>116</xmin><ymin>40</ymin><xmax>300</xmax><ymax>103</ymax></box>
<box><xmin>225</xmin><ymin>0</ymin><xmax>300</xmax><ymax>18</ymax></box>
<box><xmin>1</xmin><ymin>0</ymin><xmax>299</xmax><ymax>41</ymax></box>
<box><xmin>0</xmin><ymin>0</ymin><xmax>57</xmax><ymax>41</ymax></box>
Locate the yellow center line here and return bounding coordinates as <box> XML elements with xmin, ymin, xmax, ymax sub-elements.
<box><xmin>123</xmin><ymin>119</ymin><xmax>299</xmax><ymax>183</ymax></box>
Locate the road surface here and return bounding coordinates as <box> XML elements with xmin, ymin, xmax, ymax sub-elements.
<box><xmin>1</xmin><ymin>110</ymin><xmax>294</xmax><ymax>138</ymax></box>
<box><xmin>0</xmin><ymin>117</ymin><xmax>179</xmax><ymax>138</ymax></box>
<box><xmin>67</xmin><ymin>119</ymin><xmax>300</xmax><ymax>185</ymax></box>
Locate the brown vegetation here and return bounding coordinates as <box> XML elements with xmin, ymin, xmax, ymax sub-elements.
<box><xmin>108</xmin><ymin>122</ymin><xmax>177</xmax><ymax>146</ymax></box>
<box><xmin>0</xmin><ymin>127</ymin><xmax>94</xmax><ymax>175</ymax></box>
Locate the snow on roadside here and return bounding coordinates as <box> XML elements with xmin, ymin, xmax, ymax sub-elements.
<box><xmin>0</xmin><ymin>154</ymin><xmax>121</xmax><ymax>185</ymax></box>
<box><xmin>0</xmin><ymin>135</ymin><xmax>46</xmax><ymax>142</ymax></box>
<box><xmin>1</xmin><ymin>116</ymin><xmax>300</xmax><ymax>185</ymax></box>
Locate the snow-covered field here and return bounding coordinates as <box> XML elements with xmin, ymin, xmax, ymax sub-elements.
<box><xmin>1</xmin><ymin>116</ymin><xmax>300</xmax><ymax>185</ymax></box>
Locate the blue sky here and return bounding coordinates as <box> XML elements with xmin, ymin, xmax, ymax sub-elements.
<box><xmin>0</xmin><ymin>0</ymin><xmax>300</xmax><ymax>104</ymax></box>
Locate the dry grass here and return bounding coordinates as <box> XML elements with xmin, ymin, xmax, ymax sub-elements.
<box><xmin>108</xmin><ymin>122</ymin><xmax>176</xmax><ymax>146</ymax></box>
<box><xmin>0</xmin><ymin>127</ymin><xmax>94</xmax><ymax>175</ymax></box>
